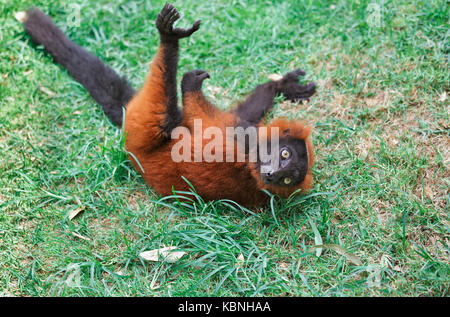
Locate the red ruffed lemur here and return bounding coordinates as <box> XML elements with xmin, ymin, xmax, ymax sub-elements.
<box><xmin>22</xmin><ymin>3</ymin><xmax>316</xmax><ymax>206</ymax></box>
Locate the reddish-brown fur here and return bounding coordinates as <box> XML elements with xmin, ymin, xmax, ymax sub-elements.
<box><xmin>21</xmin><ymin>5</ymin><xmax>313</xmax><ymax>207</ymax></box>
<box><xmin>125</xmin><ymin>43</ymin><xmax>314</xmax><ymax>206</ymax></box>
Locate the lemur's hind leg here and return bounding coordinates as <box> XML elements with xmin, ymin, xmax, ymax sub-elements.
<box><xmin>124</xmin><ymin>4</ymin><xmax>201</xmax><ymax>153</ymax></box>
<box><xmin>277</xmin><ymin>69</ymin><xmax>316</xmax><ymax>102</ymax></box>
<box><xmin>181</xmin><ymin>70</ymin><xmax>222</xmax><ymax>119</ymax></box>
<box><xmin>234</xmin><ymin>69</ymin><xmax>316</xmax><ymax>127</ymax></box>
<box><xmin>181</xmin><ymin>70</ymin><xmax>210</xmax><ymax>94</ymax></box>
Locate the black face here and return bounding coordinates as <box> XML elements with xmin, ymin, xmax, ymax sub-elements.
<box><xmin>259</xmin><ymin>137</ymin><xmax>309</xmax><ymax>187</ymax></box>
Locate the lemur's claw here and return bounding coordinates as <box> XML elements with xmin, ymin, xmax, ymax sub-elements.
<box><xmin>156</xmin><ymin>3</ymin><xmax>201</xmax><ymax>39</ymax></box>
<box><xmin>282</xmin><ymin>69</ymin><xmax>306</xmax><ymax>82</ymax></box>
<box><xmin>276</xmin><ymin>69</ymin><xmax>316</xmax><ymax>102</ymax></box>
<box><xmin>181</xmin><ymin>69</ymin><xmax>210</xmax><ymax>93</ymax></box>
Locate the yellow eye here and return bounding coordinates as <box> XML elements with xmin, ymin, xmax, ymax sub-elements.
<box><xmin>281</xmin><ymin>149</ymin><xmax>290</xmax><ymax>159</ymax></box>
<box><xmin>284</xmin><ymin>177</ymin><xmax>291</xmax><ymax>185</ymax></box>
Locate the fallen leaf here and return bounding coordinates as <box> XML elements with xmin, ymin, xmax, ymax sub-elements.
<box><xmin>115</xmin><ymin>270</ymin><xmax>125</xmax><ymax>276</ymax></box>
<box><xmin>68</xmin><ymin>206</ymin><xmax>85</xmax><ymax>220</ymax></box>
<box><xmin>208</xmin><ymin>86</ymin><xmax>223</xmax><ymax>94</ymax></box>
<box><xmin>279</xmin><ymin>262</ymin><xmax>288</xmax><ymax>269</ymax></box>
<box><xmin>393</xmin><ymin>265</ymin><xmax>403</xmax><ymax>272</ymax></box>
<box><xmin>39</xmin><ymin>86</ymin><xmax>56</xmax><ymax>97</ymax></box>
<box><xmin>140</xmin><ymin>246</ymin><xmax>186</xmax><ymax>263</ymax></box>
<box><xmin>14</xmin><ymin>11</ymin><xmax>27</xmax><ymax>23</ymax></box>
<box><xmin>311</xmin><ymin>244</ymin><xmax>362</xmax><ymax>266</ymax></box>
<box><xmin>268</xmin><ymin>74</ymin><xmax>283</xmax><ymax>81</ymax></box>
<box><xmin>71</xmin><ymin>232</ymin><xmax>91</xmax><ymax>241</ymax></box>
<box><xmin>235</xmin><ymin>253</ymin><xmax>245</xmax><ymax>271</ymax></box>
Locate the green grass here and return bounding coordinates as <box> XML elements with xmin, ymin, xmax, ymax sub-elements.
<box><xmin>0</xmin><ymin>0</ymin><xmax>448</xmax><ymax>296</ymax></box>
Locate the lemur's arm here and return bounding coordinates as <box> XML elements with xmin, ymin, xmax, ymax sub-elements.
<box><xmin>124</xmin><ymin>4</ymin><xmax>201</xmax><ymax>152</ymax></box>
<box><xmin>234</xmin><ymin>69</ymin><xmax>316</xmax><ymax>127</ymax></box>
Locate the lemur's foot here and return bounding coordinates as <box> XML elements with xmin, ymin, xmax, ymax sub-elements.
<box><xmin>181</xmin><ymin>70</ymin><xmax>210</xmax><ymax>93</ymax></box>
<box><xmin>276</xmin><ymin>69</ymin><xmax>316</xmax><ymax>102</ymax></box>
<box><xmin>156</xmin><ymin>3</ymin><xmax>201</xmax><ymax>40</ymax></box>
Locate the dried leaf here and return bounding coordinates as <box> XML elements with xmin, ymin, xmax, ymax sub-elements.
<box><xmin>312</xmin><ymin>244</ymin><xmax>362</xmax><ymax>266</ymax></box>
<box><xmin>39</xmin><ymin>86</ymin><xmax>56</xmax><ymax>97</ymax></box>
<box><xmin>208</xmin><ymin>86</ymin><xmax>222</xmax><ymax>94</ymax></box>
<box><xmin>393</xmin><ymin>265</ymin><xmax>403</xmax><ymax>272</ymax></box>
<box><xmin>68</xmin><ymin>206</ymin><xmax>85</xmax><ymax>220</ymax></box>
<box><xmin>279</xmin><ymin>262</ymin><xmax>288</xmax><ymax>269</ymax></box>
<box><xmin>71</xmin><ymin>232</ymin><xmax>91</xmax><ymax>241</ymax></box>
<box><xmin>140</xmin><ymin>246</ymin><xmax>186</xmax><ymax>263</ymax></box>
<box><xmin>235</xmin><ymin>253</ymin><xmax>245</xmax><ymax>270</ymax></box>
<box><xmin>14</xmin><ymin>11</ymin><xmax>27</xmax><ymax>23</ymax></box>
<box><xmin>268</xmin><ymin>74</ymin><xmax>283</xmax><ymax>81</ymax></box>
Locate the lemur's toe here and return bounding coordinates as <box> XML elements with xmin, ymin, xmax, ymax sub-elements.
<box><xmin>194</xmin><ymin>69</ymin><xmax>210</xmax><ymax>79</ymax></box>
<box><xmin>156</xmin><ymin>4</ymin><xmax>201</xmax><ymax>39</ymax></box>
<box><xmin>181</xmin><ymin>69</ymin><xmax>210</xmax><ymax>93</ymax></box>
<box><xmin>284</xmin><ymin>82</ymin><xmax>316</xmax><ymax>102</ymax></box>
<box><xmin>156</xmin><ymin>4</ymin><xmax>181</xmax><ymax>34</ymax></box>
<box><xmin>282</xmin><ymin>69</ymin><xmax>306</xmax><ymax>83</ymax></box>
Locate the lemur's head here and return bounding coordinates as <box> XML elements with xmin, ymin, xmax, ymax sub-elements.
<box><xmin>249</xmin><ymin>119</ymin><xmax>314</xmax><ymax>197</ymax></box>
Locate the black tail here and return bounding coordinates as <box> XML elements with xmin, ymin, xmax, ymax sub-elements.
<box><xmin>23</xmin><ymin>8</ymin><xmax>136</xmax><ymax>126</ymax></box>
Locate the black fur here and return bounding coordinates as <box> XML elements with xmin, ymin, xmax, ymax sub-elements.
<box><xmin>155</xmin><ymin>3</ymin><xmax>202</xmax><ymax>136</ymax></box>
<box><xmin>259</xmin><ymin>137</ymin><xmax>309</xmax><ymax>187</ymax></box>
<box><xmin>181</xmin><ymin>69</ymin><xmax>210</xmax><ymax>93</ymax></box>
<box><xmin>23</xmin><ymin>8</ymin><xmax>135</xmax><ymax>126</ymax></box>
<box><xmin>235</xmin><ymin>69</ymin><xmax>316</xmax><ymax>126</ymax></box>
<box><xmin>159</xmin><ymin>41</ymin><xmax>183</xmax><ymax>135</ymax></box>
<box><xmin>235</xmin><ymin>81</ymin><xmax>279</xmax><ymax>126</ymax></box>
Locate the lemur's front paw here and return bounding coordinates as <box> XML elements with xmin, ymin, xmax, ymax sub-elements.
<box><xmin>181</xmin><ymin>70</ymin><xmax>210</xmax><ymax>93</ymax></box>
<box><xmin>156</xmin><ymin>3</ymin><xmax>201</xmax><ymax>40</ymax></box>
<box><xmin>276</xmin><ymin>69</ymin><xmax>316</xmax><ymax>102</ymax></box>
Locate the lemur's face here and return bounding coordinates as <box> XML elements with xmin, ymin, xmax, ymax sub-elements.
<box><xmin>259</xmin><ymin>137</ymin><xmax>309</xmax><ymax>187</ymax></box>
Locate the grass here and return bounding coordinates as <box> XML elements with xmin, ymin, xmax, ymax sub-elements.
<box><xmin>0</xmin><ymin>0</ymin><xmax>448</xmax><ymax>296</ymax></box>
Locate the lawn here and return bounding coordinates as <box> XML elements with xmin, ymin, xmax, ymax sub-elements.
<box><xmin>0</xmin><ymin>0</ymin><xmax>448</xmax><ymax>296</ymax></box>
